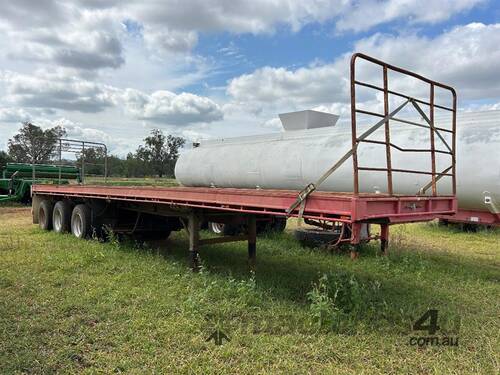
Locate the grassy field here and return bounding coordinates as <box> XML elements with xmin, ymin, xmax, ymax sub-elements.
<box><xmin>0</xmin><ymin>206</ymin><xmax>499</xmax><ymax>374</ymax></box>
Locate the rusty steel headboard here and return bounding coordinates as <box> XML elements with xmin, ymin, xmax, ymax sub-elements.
<box><xmin>350</xmin><ymin>53</ymin><xmax>457</xmax><ymax>196</ymax></box>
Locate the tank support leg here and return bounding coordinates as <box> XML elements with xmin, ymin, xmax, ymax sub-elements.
<box><xmin>188</xmin><ymin>211</ymin><xmax>200</xmax><ymax>272</ymax></box>
<box><xmin>380</xmin><ymin>224</ymin><xmax>389</xmax><ymax>255</ymax></box>
<box><xmin>247</xmin><ymin>215</ymin><xmax>257</xmax><ymax>269</ymax></box>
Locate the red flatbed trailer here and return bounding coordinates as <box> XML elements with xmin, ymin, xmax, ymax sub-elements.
<box><xmin>31</xmin><ymin>184</ymin><xmax>456</xmax><ymax>268</ymax></box>
<box><xmin>30</xmin><ymin>53</ymin><xmax>459</xmax><ymax>269</ymax></box>
<box><xmin>31</xmin><ymin>185</ymin><xmax>456</xmax><ymax>224</ymax></box>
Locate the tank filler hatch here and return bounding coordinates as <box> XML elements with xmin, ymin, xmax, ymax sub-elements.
<box><xmin>279</xmin><ymin>110</ymin><xmax>339</xmax><ymax>131</ymax></box>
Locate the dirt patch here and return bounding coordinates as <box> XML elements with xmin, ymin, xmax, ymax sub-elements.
<box><xmin>0</xmin><ymin>207</ymin><xmax>31</xmax><ymax>215</ymax></box>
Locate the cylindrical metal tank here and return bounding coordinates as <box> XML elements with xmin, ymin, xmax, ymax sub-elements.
<box><xmin>175</xmin><ymin>110</ymin><xmax>500</xmax><ymax>213</ymax></box>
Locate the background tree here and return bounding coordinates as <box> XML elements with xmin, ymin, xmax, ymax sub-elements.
<box><xmin>124</xmin><ymin>153</ymin><xmax>145</xmax><ymax>178</ymax></box>
<box><xmin>106</xmin><ymin>155</ymin><xmax>126</xmax><ymax>177</ymax></box>
<box><xmin>2</xmin><ymin>124</ymin><xmax>186</xmax><ymax>178</ymax></box>
<box><xmin>164</xmin><ymin>134</ymin><xmax>186</xmax><ymax>176</ymax></box>
<box><xmin>135</xmin><ymin>129</ymin><xmax>185</xmax><ymax>177</ymax></box>
<box><xmin>8</xmin><ymin>122</ymin><xmax>66</xmax><ymax>163</ymax></box>
<box><xmin>77</xmin><ymin>147</ymin><xmax>106</xmax><ymax>177</ymax></box>
<box><xmin>0</xmin><ymin>151</ymin><xmax>13</xmax><ymax>169</ymax></box>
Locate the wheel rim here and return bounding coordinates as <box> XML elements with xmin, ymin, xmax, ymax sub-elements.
<box><xmin>209</xmin><ymin>222</ymin><xmax>224</xmax><ymax>234</ymax></box>
<box><xmin>72</xmin><ymin>214</ymin><xmax>83</xmax><ymax>237</ymax></box>
<box><xmin>54</xmin><ymin>209</ymin><xmax>62</xmax><ymax>231</ymax></box>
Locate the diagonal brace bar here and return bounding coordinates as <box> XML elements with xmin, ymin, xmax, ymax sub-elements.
<box><xmin>417</xmin><ymin>165</ymin><xmax>453</xmax><ymax>195</ymax></box>
<box><xmin>410</xmin><ymin>100</ymin><xmax>453</xmax><ymax>153</ymax></box>
<box><xmin>286</xmin><ymin>99</ymin><xmax>410</xmax><ymax>216</ymax></box>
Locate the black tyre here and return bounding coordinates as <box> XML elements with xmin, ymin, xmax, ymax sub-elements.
<box><xmin>438</xmin><ymin>219</ymin><xmax>449</xmax><ymax>226</ymax></box>
<box><xmin>294</xmin><ymin>227</ymin><xmax>343</xmax><ymax>247</ymax></box>
<box><xmin>71</xmin><ymin>204</ymin><xmax>91</xmax><ymax>239</ymax></box>
<box><xmin>461</xmin><ymin>223</ymin><xmax>479</xmax><ymax>232</ymax></box>
<box><xmin>52</xmin><ymin>201</ymin><xmax>72</xmax><ymax>233</ymax></box>
<box><xmin>270</xmin><ymin>218</ymin><xmax>287</xmax><ymax>232</ymax></box>
<box><xmin>134</xmin><ymin>229</ymin><xmax>172</xmax><ymax>241</ymax></box>
<box><xmin>256</xmin><ymin>217</ymin><xmax>287</xmax><ymax>234</ymax></box>
<box><xmin>39</xmin><ymin>200</ymin><xmax>54</xmax><ymax>231</ymax></box>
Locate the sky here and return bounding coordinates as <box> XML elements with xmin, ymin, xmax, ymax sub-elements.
<box><xmin>0</xmin><ymin>0</ymin><xmax>499</xmax><ymax>156</ymax></box>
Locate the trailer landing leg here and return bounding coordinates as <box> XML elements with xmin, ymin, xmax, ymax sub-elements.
<box><xmin>380</xmin><ymin>224</ymin><xmax>389</xmax><ymax>255</ymax></box>
<box><xmin>350</xmin><ymin>245</ymin><xmax>360</xmax><ymax>260</ymax></box>
<box><xmin>188</xmin><ymin>211</ymin><xmax>200</xmax><ymax>272</ymax></box>
<box><xmin>247</xmin><ymin>215</ymin><xmax>257</xmax><ymax>270</ymax></box>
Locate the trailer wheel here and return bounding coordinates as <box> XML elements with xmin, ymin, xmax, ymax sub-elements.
<box><xmin>208</xmin><ymin>222</ymin><xmax>241</xmax><ymax>236</ymax></box>
<box><xmin>208</xmin><ymin>222</ymin><xmax>225</xmax><ymax>234</ymax></box>
<box><xmin>294</xmin><ymin>227</ymin><xmax>343</xmax><ymax>248</ymax></box>
<box><xmin>269</xmin><ymin>217</ymin><xmax>287</xmax><ymax>233</ymax></box>
<box><xmin>39</xmin><ymin>200</ymin><xmax>54</xmax><ymax>231</ymax></box>
<box><xmin>256</xmin><ymin>217</ymin><xmax>287</xmax><ymax>234</ymax></box>
<box><xmin>71</xmin><ymin>204</ymin><xmax>91</xmax><ymax>239</ymax></box>
<box><xmin>53</xmin><ymin>201</ymin><xmax>72</xmax><ymax>233</ymax></box>
<box><xmin>134</xmin><ymin>229</ymin><xmax>172</xmax><ymax>241</ymax></box>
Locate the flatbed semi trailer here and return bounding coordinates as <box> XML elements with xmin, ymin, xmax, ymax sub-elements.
<box><xmin>31</xmin><ymin>184</ymin><xmax>456</xmax><ymax>268</ymax></box>
<box><xmin>31</xmin><ymin>53</ymin><xmax>459</xmax><ymax>269</ymax></box>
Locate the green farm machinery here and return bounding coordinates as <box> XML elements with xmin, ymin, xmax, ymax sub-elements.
<box><xmin>0</xmin><ymin>163</ymin><xmax>81</xmax><ymax>203</ymax></box>
<box><xmin>0</xmin><ymin>138</ymin><xmax>108</xmax><ymax>203</ymax></box>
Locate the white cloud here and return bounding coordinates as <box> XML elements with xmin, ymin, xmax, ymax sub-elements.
<box><xmin>59</xmin><ymin>118</ymin><xmax>109</xmax><ymax>142</ymax></box>
<box><xmin>1</xmin><ymin>0</ymin><xmax>485</xmax><ymax>69</ymax></box>
<box><xmin>0</xmin><ymin>70</ymin><xmax>117</xmax><ymax>113</ymax></box>
<box><xmin>0</xmin><ymin>3</ymin><xmax>125</xmax><ymax>72</ymax></box>
<box><xmin>126</xmin><ymin>0</ymin><xmax>344</xmax><ymax>35</ymax></box>
<box><xmin>227</xmin><ymin>23</ymin><xmax>500</xmax><ymax>113</ymax></box>
<box><xmin>261</xmin><ymin>117</ymin><xmax>283</xmax><ymax>131</ymax></box>
<box><xmin>227</xmin><ymin>62</ymin><xmax>349</xmax><ymax>108</ymax></box>
<box><xmin>462</xmin><ymin>101</ymin><xmax>500</xmax><ymax>111</ymax></box>
<box><xmin>354</xmin><ymin>23</ymin><xmax>500</xmax><ymax>100</ymax></box>
<box><xmin>142</xmin><ymin>26</ymin><xmax>198</xmax><ymax>55</ymax></box>
<box><xmin>181</xmin><ymin>129</ymin><xmax>214</xmax><ymax>143</ymax></box>
<box><xmin>41</xmin><ymin>117</ymin><xmax>111</xmax><ymax>144</ymax></box>
<box><xmin>30</xmin><ymin>117</ymin><xmax>133</xmax><ymax>155</ymax></box>
<box><xmin>336</xmin><ymin>0</ymin><xmax>485</xmax><ymax>32</ymax></box>
<box><xmin>0</xmin><ymin>107</ymin><xmax>35</xmax><ymax>123</ymax></box>
<box><xmin>119</xmin><ymin>88</ymin><xmax>223</xmax><ymax>125</ymax></box>
<box><xmin>0</xmin><ymin>69</ymin><xmax>224</xmax><ymax>126</ymax></box>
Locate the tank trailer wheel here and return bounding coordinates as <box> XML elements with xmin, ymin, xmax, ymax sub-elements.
<box><xmin>133</xmin><ymin>229</ymin><xmax>172</xmax><ymax>241</ymax></box>
<box><xmin>38</xmin><ymin>200</ymin><xmax>54</xmax><ymax>231</ymax></box>
<box><xmin>270</xmin><ymin>217</ymin><xmax>287</xmax><ymax>232</ymax></box>
<box><xmin>294</xmin><ymin>227</ymin><xmax>344</xmax><ymax>248</ymax></box>
<box><xmin>71</xmin><ymin>204</ymin><xmax>91</xmax><ymax>239</ymax></box>
<box><xmin>52</xmin><ymin>200</ymin><xmax>72</xmax><ymax>233</ymax></box>
<box><xmin>208</xmin><ymin>222</ymin><xmax>241</xmax><ymax>236</ymax></box>
<box><xmin>208</xmin><ymin>221</ymin><xmax>225</xmax><ymax>235</ymax></box>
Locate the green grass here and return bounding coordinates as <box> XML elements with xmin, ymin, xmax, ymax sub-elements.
<box><xmin>0</xmin><ymin>208</ymin><xmax>499</xmax><ymax>374</ymax></box>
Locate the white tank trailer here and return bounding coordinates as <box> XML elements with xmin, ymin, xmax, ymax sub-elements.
<box><xmin>175</xmin><ymin>109</ymin><xmax>500</xmax><ymax>226</ymax></box>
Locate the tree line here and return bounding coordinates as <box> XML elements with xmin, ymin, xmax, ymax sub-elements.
<box><xmin>0</xmin><ymin>122</ymin><xmax>186</xmax><ymax>178</ymax></box>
